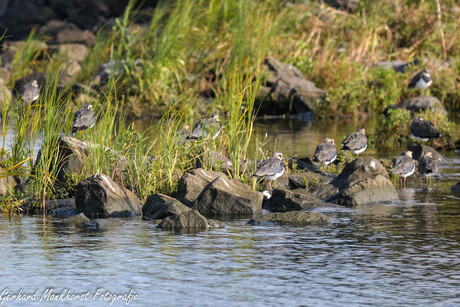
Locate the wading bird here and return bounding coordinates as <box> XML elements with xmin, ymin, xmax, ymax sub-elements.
<box><xmin>418</xmin><ymin>151</ymin><xmax>439</xmax><ymax>191</ymax></box>
<box><xmin>390</xmin><ymin>151</ymin><xmax>416</xmax><ymax>188</ymax></box>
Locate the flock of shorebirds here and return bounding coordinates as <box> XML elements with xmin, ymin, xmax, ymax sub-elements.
<box><xmin>252</xmin><ymin>68</ymin><xmax>440</xmax><ymax>192</ymax></box>
<box><xmin>18</xmin><ymin>67</ymin><xmax>439</xmax><ymax>192</ymax></box>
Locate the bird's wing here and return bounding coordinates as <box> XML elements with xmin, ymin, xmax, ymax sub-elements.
<box><xmin>408</xmin><ymin>72</ymin><xmax>421</xmax><ymax>88</ymax></box>
<box><xmin>314</xmin><ymin>143</ymin><xmax>336</xmax><ymax>162</ymax></box>
<box><xmin>253</xmin><ymin>158</ymin><xmax>284</xmax><ymax>177</ymax></box>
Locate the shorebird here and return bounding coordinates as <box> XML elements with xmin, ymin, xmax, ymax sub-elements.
<box><xmin>418</xmin><ymin>151</ymin><xmax>439</xmax><ymax>190</ymax></box>
<box><xmin>408</xmin><ymin>68</ymin><xmax>432</xmax><ymax>94</ymax></box>
<box><xmin>72</xmin><ymin>104</ymin><xmax>97</xmax><ymax>135</ymax></box>
<box><xmin>341</xmin><ymin>128</ymin><xmax>367</xmax><ymax>158</ymax></box>
<box><xmin>190</xmin><ymin>113</ymin><xmax>222</xmax><ymax>140</ymax></box>
<box><xmin>177</xmin><ymin>125</ymin><xmax>190</xmax><ymax>144</ymax></box>
<box><xmin>390</xmin><ymin>151</ymin><xmax>416</xmax><ymax>188</ymax></box>
<box><xmin>410</xmin><ymin>117</ymin><xmax>440</xmax><ymax>142</ymax></box>
<box><xmin>21</xmin><ymin>80</ymin><xmax>40</xmax><ymax>105</ymax></box>
<box><xmin>252</xmin><ymin>152</ymin><xmax>285</xmax><ymax>191</ymax></box>
<box><xmin>313</xmin><ymin>138</ymin><xmax>337</xmax><ymax>173</ymax></box>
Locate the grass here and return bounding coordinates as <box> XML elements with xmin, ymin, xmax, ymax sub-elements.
<box><xmin>0</xmin><ymin>0</ymin><xmax>459</xmax><ymax>214</ymax></box>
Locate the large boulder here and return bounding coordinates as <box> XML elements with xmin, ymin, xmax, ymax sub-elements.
<box><xmin>257</xmin><ymin>58</ymin><xmax>326</xmax><ymax>116</ymax></box>
<box><xmin>248</xmin><ymin>211</ymin><xmax>330</xmax><ymax>226</ymax></box>
<box><xmin>263</xmin><ymin>188</ymin><xmax>328</xmax><ymax>212</ymax></box>
<box><xmin>385</xmin><ymin>96</ymin><xmax>447</xmax><ymax>115</ymax></box>
<box><xmin>157</xmin><ymin>210</ymin><xmax>224</xmax><ymax>231</ymax></box>
<box><xmin>192</xmin><ymin>174</ymin><xmax>264</xmax><ymax>218</ymax></box>
<box><xmin>308</xmin><ymin>183</ymin><xmax>339</xmax><ymax>200</ymax></box>
<box><xmin>142</xmin><ymin>193</ymin><xmax>191</xmax><ymax>220</ymax></box>
<box><xmin>325</xmin><ymin>158</ymin><xmax>399</xmax><ymax>206</ymax></box>
<box><xmin>38</xmin><ymin>20</ymin><xmax>95</xmax><ymax>46</ymax></box>
<box><xmin>175</xmin><ymin>168</ymin><xmax>223</xmax><ymax>207</ymax></box>
<box><xmin>75</xmin><ymin>174</ymin><xmax>143</xmax><ymax>218</ymax></box>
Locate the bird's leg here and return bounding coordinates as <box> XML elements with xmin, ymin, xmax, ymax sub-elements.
<box><xmin>267</xmin><ymin>180</ymin><xmax>273</xmax><ymax>191</ymax></box>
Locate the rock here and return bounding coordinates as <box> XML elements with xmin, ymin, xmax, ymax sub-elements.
<box><xmin>288</xmin><ymin>171</ymin><xmax>332</xmax><ymax>188</ymax></box>
<box><xmin>308</xmin><ymin>183</ymin><xmax>339</xmax><ymax>200</ymax></box>
<box><xmin>142</xmin><ymin>193</ymin><xmax>191</xmax><ymax>220</ymax></box>
<box><xmin>451</xmin><ymin>182</ymin><xmax>460</xmax><ymax>194</ymax></box>
<box><xmin>248</xmin><ymin>211</ymin><xmax>330</xmax><ymax>226</ymax></box>
<box><xmin>328</xmin><ymin>158</ymin><xmax>399</xmax><ymax>206</ymax></box>
<box><xmin>65</xmin><ymin>212</ymin><xmax>90</xmax><ymax>224</ymax></box>
<box><xmin>192</xmin><ymin>174</ymin><xmax>264</xmax><ymax>218</ymax></box>
<box><xmin>0</xmin><ymin>171</ymin><xmax>15</xmax><ymax>197</ymax></box>
<box><xmin>175</xmin><ymin>168</ymin><xmax>223</xmax><ymax>207</ymax></box>
<box><xmin>263</xmin><ymin>188</ymin><xmax>328</xmax><ymax>212</ymax></box>
<box><xmin>323</xmin><ymin>0</ymin><xmax>360</xmax><ymax>11</ymax></box>
<box><xmin>0</xmin><ymin>68</ymin><xmax>10</xmax><ymax>83</ymax></box>
<box><xmin>157</xmin><ymin>210</ymin><xmax>223</xmax><ymax>231</ymax></box>
<box><xmin>39</xmin><ymin>20</ymin><xmax>95</xmax><ymax>46</ymax></box>
<box><xmin>256</xmin><ymin>58</ymin><xmax>326</xmax><ymax>116</ymax></box>
<box><xmin>47</xmin><ymin>198</ymin><xmax>77</xmax><ymax>217</ymax></box>
<box><xmin>75</xmin><ymin>174</ymin><xmax>143</xmax><ymax>218</ymax></box>
<box><xmin>288</xmin><ymin>157</ymin><xmax>319</xmax><ymax>172</ymax></box>
<box><xmin>376</xmin><ymin>59</ymin><xmax>419</xmax><ymax>73</ymax></box>
<box><xmin>85</xmin><ymin>218</ymin><xmax>127</xmax><ymax>231</ymax></box>
<box><xmin>407</xmin><ymin>144</ymin><xmax>445</xmax><ymax>162</ymax></box>
<box><xmin>57</xmin><ymin>43</ymin><xmax>88</xmax><ymax>62</ymax></box>
<box><xmin>385</xmin><ymin>96</ymin><xmax>447</xmax><ymax>116</ymax></box>
<box><xmin>59</xmin><ymin>60</ymin><xmax>82</xmax><ymax>86</ymax></box>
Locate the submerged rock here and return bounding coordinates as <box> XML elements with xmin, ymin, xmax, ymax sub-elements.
<box><xmin>47</xmin><ymin>198</ymin><xmax>77</xmax><ymax>217</ymax></box>
<box><xmin>248</xmin><ymin>211</ymin><xmax>330</xmax><ymax>226</ymax></box>
<box><xmin>257</xmin><ymin>58</ymin><xmax>326</xmax><ymax>116</ymax></box>
<box><xmin>142</xmin><ymin>193</ymin><xmax>191</xmax><ymax>220</ymax></box>
<box><xmin>263</xmin><ymin>188</ymin><xmax>328</xmax><ymax>212</ymax></box>
<box><xmin>385</xmin><ymin>96</ymin><xmax>447</xmax><ymax>116</ymax></box>
<box><xmin>157</xmin><ymin>210</ymin><xmax>224</xmax><ymax>231</ymax></box>
<box><xmin>65</xmin><ymin>212</ymin><xmax>90</xmax><ymax>224</ymax></box>
<box><xmin>75</xmin><ymin>174</ymin><xmax>143</xmax><ymax>218</ymax></box>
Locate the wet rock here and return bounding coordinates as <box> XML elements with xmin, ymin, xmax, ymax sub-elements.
<box><xmin>57</xmin><ymin>44</ymin><xmax>89</xmax><ymax>62</ymax></box>
<box><xmin>39</xmin><ymin>20</ymin><xmax>95</xmax><ymax>46</ymax></box>
<box><xmin>257</xmin><ymin>58</ymin><xmax>326</xmax><ymax>116</ymax></box>
<box><xmin>385</xmin><ymin>96</ymin><xmax>447</xmax><ymax>116</ymax></box>
<box><xmin>451</xmin><ymin>182</ymin><xmax>460</xmax><ymax>194</ymax></box>
<box><xmin>192</xmin><ymin>174</ymin><xmax>264</xmax><ymax>218</ymax></box>
<box><xmin>308</xmin><ymin>183</ymin><xmax>339</xmax><ymax>200</ymax></box>
<box><xmin>142</xmin><ymin>193</ymin><xmax>191</xmax><ymax>220</ymax></box>
<box><xmin>248</xmin><ymin>211</ymin><xmax>330</xmax><ymax>226</ymax></box>
<box><xmin>65</xmin><ymin>212</ymin><xmax>90</xmax><ymax>224</ymax></box>
<box><xmin>85</xmin><ymin>218</ymin><xmax>127</xmax><ymax>231</ymax></box>
<box><xmin>263</xmin><ymin>188</ymin><xmax>328</xmax><ymax>212</ymax></box>
<box><xmin>407</xmin><ymin>144</ymin><xmax>445</xmax><ymax>162</ymax></box>
<box><xmin>75</xmin><ymin>174</ymin><xmax>143</xmax><ymax>218</ymax></box>
<box><xmin>175</xmin><ymin>168</ymin><xmax>223</xmax><ymax>207</ymax></box>
<box><xmin>328</xmin><ymin>158</ymin><xmax>399</xmax><ymax>206</ymax></box>
<box><xmin>47</xmin><ymin>198</ymin><xmax>77</xmax><ymax>217</ymax></box>
<box><xmin>157</xmin><ymin>210</ymin><xmax>223</xmax><ymax>231</ymax></box>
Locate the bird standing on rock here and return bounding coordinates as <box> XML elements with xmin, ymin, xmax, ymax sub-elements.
<box><xmin>190</xmin><ymin>113</ymin><xmax>222</xmax><ymax>140</ymax></box>
<box><xmin>252</xmin><ymin>152</ymin><xmax>285</xmax><ymax>191</ymax></box>
<box><xmin>390</xmin><ymin>151</ymin><xmax>416</xmax><ymax>188</ymax></box>
<box><xmin>418</xmin><ymin>151</ymin><xmax>439</xmax><ymax>191</ymax></box>
<box><xmin>410</xmin><ymin>117</ymin><xmax>440</xmax><ymax>142</ymax></box>
<box><xmin>313</xmin><ymin>138</ymin><xmax>337</xmax><ymax>173</ymax></box>
<box><xmin>72</xmin><ymin>104</ymin><xmax>97</xmax><ymax>135</ymax></box>
<box><xmin>341</xmin><ymin>128</ymin><xmax>367</xmax><ymax>158</ymax></box>
<box><xmin>408</xmin><ymin>68</ymin><xmax>432</xmax><ymax>94</ymax></box>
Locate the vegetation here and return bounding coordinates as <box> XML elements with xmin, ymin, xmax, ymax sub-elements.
<box><xmin>0</xmin><ymin>0</ymin><xmax>458</xmax><ymax>214</ymax></box>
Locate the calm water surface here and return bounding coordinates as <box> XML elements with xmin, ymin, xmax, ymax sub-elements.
<box><xmin>1</xmin><ymin>118</ymin><xmax>460</xmax><ymax>306</ymax></box>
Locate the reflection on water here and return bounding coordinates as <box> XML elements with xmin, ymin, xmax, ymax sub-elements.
<box><xmin>1</xmin><ymin>118</ymin><xmax>460</xmax><ymax>305</ymax></box>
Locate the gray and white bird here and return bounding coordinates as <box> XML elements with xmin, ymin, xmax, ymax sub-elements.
<box><xmin>410</xmin><ymin>117</ymin><xmax>440</xmax><ymax>142</ymax></box>
<box><xmin>341</xmin><ymin>128</ymin><xmax>367</xmax><ymax>158</ymax></box>
<box><xmin>418</xmin><ymin>151</ymin><xmax>439</xmax><ymax>190</ymax></box>
<box><xmin>313</xmin><ymin>138</ymin><xmax>337</xmax><ymax>172</ymax></box>
<box><xmin>390</xmin><ymin>151</ymin><xmax>416</xmax><ymax>188</ymax></box>
<box><xmin>190</xmin><ymin>113</ymin><xmax>222</xmax><ymax>140</ymax></box>
<box><xmin>21</xmin><ymin>80</ymin><xmax>40</xmax><ymax>105</ymax></box>
<box><xmin>72</xmin><ymin>104</ymin><xmax>97</xmax><ymax>135</ymax></box>
<box><xmin>408</xmin><ymin>68</ymin><xmax>432</xmax><ymax>94</ymax></box>
<box><xmin>177</xmin><ymin>125</ymin><xmax>190</xmax><ymax>144</ymax></box>
<box><xmin>252</xmin><ymin>152</ymin><xmax>285</xmax><ymax>191</ymax></box>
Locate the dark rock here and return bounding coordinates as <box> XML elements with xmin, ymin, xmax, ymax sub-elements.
<box><xmin>142</xmin><ymin>193</ymin><xmax>191</xmax><ymax>220</ymax></box>
<box><xmin>157</xmin><ymin>210</ymin><xmax>223</xmax><ymax>231</ymax></box>
<box><xmin>47</xmin><ymin>198</ymin><xmax>77</xmax><ymax>217</ymax></box>
<box><xmin>257</xmin><ymin>58</ymin><xmax>326</xmax><ymax>116</ymax></box>
<box><xmin>75</xmin><ymin>174</ymin><xmax>143</xmax><ymax>218</ymax></box>
<box><xmin>248</xmin><ymin>211</ymin><xmax>330</xmax><ymax>226</ymax></box>
<box><xmin>308</xmin><ymin>183</ymin><xmax>339</xmax><ymax>200</ymax></box>
<box><xmin>376</xmin><ymin>59</ymin><xmax>419</xmax><ymax>73</ymax></box>
<box><xmin>263</xmin><ymin>188</ymin><xmax>328</xmax><ymax>212</ymax></box>
<box><xmin>328</xmin><ymin>158</ymin><xmax>399</xmax><ymax>206</ymax></box>
<box><xmin>175</xmin><ymin>168</ymin><xmax>223</xmax><ymax>207</ymax></box>
<box><xmin>407</xmin><ymin>144</ymin><xmax>445</xmax><ymax>162</ymax></box>
<box><xmin>192</xmin><ymin>174</ymin><xmax>264</xmax><ymax>218</ymax></box>
<box><xmin>385</xmin><ymin>96</ymin><xmax>447</xmax><ymax>116</ymax></box>
<box><xmin>65</xmin><ymin>212</ymin><xmax>90</xmax><ymax>224</ymax></box>
<box><xmin>85</xmin><ymin>218</ymin><xmax>127</xmax><ymax>231</ymax></box>
<box><xmin>451</xmin><ymin>182</ymin><xmax>460</xmax><ymax>194</ymax></box>
<box><xmin>289</xmin><ymin>157</ymin><xmax>319</xmax><ymax>172</ymax></box>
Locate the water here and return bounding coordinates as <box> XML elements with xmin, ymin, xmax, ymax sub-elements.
<box><xmin>1</xmin><ymin>118</ymin><xmax>460</xmax><ymax>306</ymax></box>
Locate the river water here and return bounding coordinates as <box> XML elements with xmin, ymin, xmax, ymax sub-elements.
<box><xmin>1</xmin><ymin>118</ymin><xmax>460</xmax><ymax>306</ymax></box>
